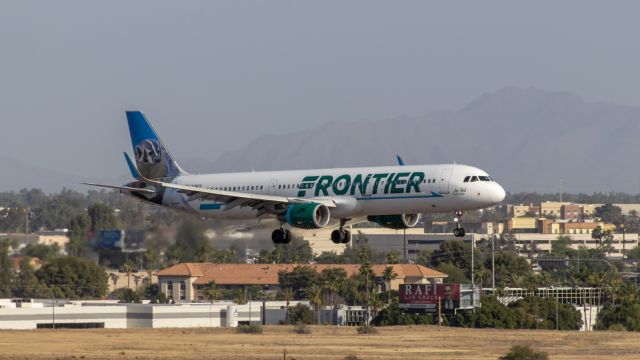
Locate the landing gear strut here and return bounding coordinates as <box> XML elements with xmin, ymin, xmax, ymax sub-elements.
<box><xmin>453</xmin><ymin>210</ymin><xmax>466</xmax><ymax>237</ymax></box>
<box><xmin>331</xmin><ymin>219</ymin><xmax>352</xmax><ymax>244</ymax></box>
<box><xmin>272</xmin><ymin>226</ymin><xmax>292</xmax><ymax>244</ymax></box>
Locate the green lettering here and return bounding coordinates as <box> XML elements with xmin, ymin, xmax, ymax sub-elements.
<box><xmin>384</xmin><ymin>173</ymin><xmax>396</xmax><ymax>194</ymax></box>
<box><xmin>350</xmin><ymin>174</ymin><xmax>372</xmax><ymax>195</ymax></box>
<box><xmin>314</xmin><ymin>175</ymin><xmax>333</xmax><ymax>196</ymax></box>
<box><xmin>391</xmin><ymin>172</ymin><xmax>410</xmax><ymax>194</ymax></box>
<box><xmin>371</xmin><ymin>173</ymin><xmax>388</xmax><ymax>195</ymax></box>
<box><xmin>332</xmin><ymin>174</ymin><xmax>351</xmax><ymax>195</ymax></box>
<box><xmin>407</xmin><ymin>172</ymin><xmax>425</xmax><ymax>193</ymax></box>
<box><xmin>298</xmin><ymin>176</ymin><xmax>319</xmax><ymax>197</ymax></box>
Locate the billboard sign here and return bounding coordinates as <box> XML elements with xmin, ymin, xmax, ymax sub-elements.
<box><xmin>399</xmin><ymin>284</ymin><xmax>460</xmax><ymax>313</ymax></box>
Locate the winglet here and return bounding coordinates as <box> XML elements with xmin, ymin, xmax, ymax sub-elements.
<box><xmin>124</xmin><ymin>152</ymin><xmax>142</xmax><ymax>180</ymax></box>
<box><xmin>396</xmin><ymin>155</ymin><xmax>405</xmax><ymax>166</ymax></box>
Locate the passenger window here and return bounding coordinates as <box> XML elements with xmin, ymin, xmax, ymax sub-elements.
<box><xmin>471</xmin><ymin>176</ymin><xmax>478</xmax><ymax>182</ymax></box>
<box><xmin>463</xmin><ymin>176</ymin><xmax>470</xmax><ymax>183</ymax></box>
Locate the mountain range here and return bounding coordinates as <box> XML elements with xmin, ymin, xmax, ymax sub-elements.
<box><xmin>3</xmin><ymin>87</ymin><xmax>639</xmax><ymax>193</ymax></box>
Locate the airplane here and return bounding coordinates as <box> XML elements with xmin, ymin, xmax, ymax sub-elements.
<box><xmin>85</xmin><ymin>111</ymin><xmax>506</xmax><ymax>245</ymax></box>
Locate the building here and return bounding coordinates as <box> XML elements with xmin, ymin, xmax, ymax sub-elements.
<box><xmin>155</xmin><ymin>263</ymin><xmax>447</xmax><ymax>303</ymax></box>
<box><xmin>507</xmin><ymin>217</ymin><xmax>538</xmax><ymax>233</ymax></box>
<box><xmin>561</xmin><ymin>204</ymin><xmax>583</xmax><ymax>220</ymax></box>
<box><xmin>0</xmin><ymin>299</ymin><xmax>300</xmax><ymax>329</ymax></box>
<box><xmin>509</xmin><ymin>232</ymin><xmax>639</xmax><ymax>258</ymax></box>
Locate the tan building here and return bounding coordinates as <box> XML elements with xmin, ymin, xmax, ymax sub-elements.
<box><xmin>507</xmin><ymin>217</ymin><xmax>538</xmax><ymax>233</ymax></box>
<box><xmin>156</xmin><ymin>263</ymin><xmax>447</xmax><ymax>303</ymax></box>
<box><xmin>540</xmin><ymin>202</ymin><xmax>571</xmax><ymax>217</ymax></box>
<box><xmin>510</xmin><ymin>205</ymin><xmax>540</xmax><ymax>217</ymax></box>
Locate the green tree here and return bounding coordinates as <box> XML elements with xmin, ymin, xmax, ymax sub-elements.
<box><xmin>487</xmin><ymin>251</ymin><xmax>532</xmax><ymax>287</ymax></box>
<box><xmin>13</xmin><ymin>258</ymin><xmax>48</xmax><ymax>298</ymax></box>
<box><xmin>203</xmin><ymin>280</ymin><xmax>223</xmax><ymax>302</ymax></box>
<box><xmin>382</xmin><ymin>266</ymin><xmax>397</xmax><ymax>304</ymax></box>
<box><xmin>35</xmin><ymin>256</ymin><xmax>108</xmax><ymax>299</ymax></box>
<box><xmin>304</xmin><ymin>284</ymin><xmax>325</xmax><ymax>324</ymax></box>
<box><xmin>436</xmin><ymin>263</ymin><xmax>469</xmax><ymax>284</ymax></box>
<box><xmin>174</xmin><ymin>218</ymin><xmax>209</xmax><ymax>262</ymax></box>
<box><xmin>314</xmin><ymin>251</ymin><xmax>345</xmax><ymax>264</ymax></box>
<box><xmin>594</xmin><ymin>204</ymin><xmax>623</xmax><ymax>225</ymax></box>
<box><xmin>385</xmin><ymin>250</ymin><xmax>401</xmax><ymax>264</ymax></box>
<box><xmin>0</xmin><ymin>240</ymin><xmax>15</xmax><ymax>297</ymax></box>
<box><xmin>597</xmin><ymin>302</ymin><xmax>640</xmax><ymax>331</ymax></box>
<box><xmin>87</xmin><ymin>203</ymin><xmax>120</xmax><ymax>231</ymax></box>
<box><xmin>278</xmin><ymin>266</ymin><xmax>321</xmax><ymax>299</ymax></box>
<box><xmin>114</xmin><ymin>288</ymin><xmax>141</xmax><ymax>303</ymax></box>
<box><xmin>286</xmin><ymin>303</ymin><xmax>315</xmax><ymax>325</ymax></box>
<box><xmin>20</xmin><ymin>243</ymin><xmax>60</xmax><ymax>261</ymax></box>
<box><xmin>499</xmin><ymin>345</ymin><xmax>548</xmax><ymax>360</ymax></box>
<box><xmin>320</xmin><ymin>268</ymin><xmax>347</xmax><ymax>317</ymax></box>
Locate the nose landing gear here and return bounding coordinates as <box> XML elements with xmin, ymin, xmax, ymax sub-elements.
<box><xmin>453</xmin><ymin>210</ymin><xmax>466</xmax><ymax>237</ymax></box>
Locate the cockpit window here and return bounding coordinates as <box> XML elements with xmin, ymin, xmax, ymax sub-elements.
<box><xmin>470</xmin><ymin>176</ymin><xmax>479</xmax><ymax>182</ymax></box>
<box><xmin>463</xmin><ymin>176</ymin><xmax>470</xmax><ymax>183</ymax></box>
<box><xmin>479</xmin><ymin>176</ymin><xmax>491</xmax><ymax>181</ymax></box>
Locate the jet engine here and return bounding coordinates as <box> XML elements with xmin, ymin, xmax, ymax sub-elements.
<box><xmin>279</xmin><ymin>202</ymin><xmax>331</xmax><ymax>229</ymax></box>
<box><xmin>367</xmin><ymin>214</ymin><xmax>421</xmax><ymax>229</ymax></box>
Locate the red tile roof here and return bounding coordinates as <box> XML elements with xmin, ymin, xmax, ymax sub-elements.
<box><xmin>156</xmin><ymin>263</ymin><xmax>447</xmax><ymax>286</ymax></box>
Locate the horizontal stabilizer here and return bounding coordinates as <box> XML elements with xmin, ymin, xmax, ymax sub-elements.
<box><xmin>82</xmin><ymin>183</ymin><xmax>156</xmax><ymax>194</ymax></box>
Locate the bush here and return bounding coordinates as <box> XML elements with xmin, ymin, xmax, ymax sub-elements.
<box><xmin>236</xmin><ymin>323</ymin><xmax>263</xmax><ymax>334</ymax></box>
<box><xmin>356</xmin><ymin>325</ymin><xmax>378</xmax><ymax>334</ymax></box>
<box><xmin>499</xmin><ymin>345</ymin><xmax>548</xmax><ymax>360</ymax></box>
<box><xmin>608</xmin><ymin>323</ymin><xmax>626</xmax><ymax>331</ymax></box>
<box><xmin>286</xmin><ymin>303</ymin><xmax>315</xmax><ymax>325</ymax></box>
<box><xmin>292</xmin><ymin>322</ymin><xmax>311</xmax><ymax>334</ymax></box>
<box><xmin>344</xmin><ymin>356</ymin><xmax>360</xmax><ymax>360</ymax></box>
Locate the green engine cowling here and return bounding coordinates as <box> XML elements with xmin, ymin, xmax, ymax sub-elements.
<box><xmin>367</xmin><ymin>214</ymin><xmax>421</xmax><ymax>229</ymax></box>
<box><xmin>280</xmin><ymin>202</ymin><xmax>331</xmax><ymax>229</ymax></box>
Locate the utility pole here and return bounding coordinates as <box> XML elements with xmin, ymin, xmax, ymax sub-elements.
<box><xmin>560</xmin><ymin>178</ymin><xmax>563</xmax><ymax>203</ymax></box>
<box><xmin>24</xmin><ymin>208</ymin><xmax>29</xmax><ymax>244</ymax></box>
<box><xmin>471</xmin><ymin>235</ymin><xmax>475</xmax><ymax>306</ymax></box>
<box><xmin>438</xmin><ymin>296</ymin><xmax>442</xmax><ymax>327</ymax></box>
<box><xmin>492</xmin><ymin>234</ymin><xmax>496</xmax><ymax>296</ymax></box>
<box><xmin>556</xmin><ymin>298</ymin><xmax>559</xmax><ymax>331</ymax></box>
<box><xmin>622</xmin><ymin>214</ymin><xmax>626</xmax><ymax>255</ymax></box>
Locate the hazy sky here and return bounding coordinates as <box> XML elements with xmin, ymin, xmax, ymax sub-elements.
<box><xmin>1</xmin><ymin>1</ymin><xmax>639</xmax><ymax>179</ymax></box>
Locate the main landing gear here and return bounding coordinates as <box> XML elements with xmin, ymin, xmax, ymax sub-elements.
<box><xmin>272</xmin><ymin>226</ymin><xmax>292</xmax><ymax>244</ymax></box>
<box><xmin>453</xmin><ymin>210</ymin><xmax>466</xmax><ymax>237</ymax></box>
<box><xmin>331</xmin><ymin>219</ymin><xmax>352</xmax><ymax>244</ymax></box>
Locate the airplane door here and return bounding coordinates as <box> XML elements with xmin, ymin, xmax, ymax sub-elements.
<box><xmin>438</xmin><ymin>169</ymin><xmax>453</xmax><ymax>194</ymax></box>
<box><xmin>268</xmin><ymin>179</ymin><xmax>278</xmax><ymax>195</ymax></box>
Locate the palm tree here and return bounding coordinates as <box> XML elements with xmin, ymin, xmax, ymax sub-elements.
<box><xmin>304</xmin><ymin>284</ymin><xmax>325</xmax><ymax>325</ymax></box>
<box><xmin>204</xmin><ymin>281</ymin><xmax>223</xmax><ymax>302</ymax></box>
<box><xmin>123</xmin><ymin>263</ymin><xmax>133</xmax><ymax>290</ymax></box>
<box><xmin>382</xmin><ymin>266</ymin><xmax>397</xmax><ymax>305</ymax></box>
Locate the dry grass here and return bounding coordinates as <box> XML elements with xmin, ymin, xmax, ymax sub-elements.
<box><xmin>0</xmin><ymin>325</ymin><xmax>639</xmax><ymax>359</ymax></box>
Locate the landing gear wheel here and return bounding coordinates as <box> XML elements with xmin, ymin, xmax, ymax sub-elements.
<box><xmin>341</xmin><ymin>230</ymin><xmax>352</xmax><ymax>244</ymax></box>
<box><xmin>453</xmin><ymin>210</ymin><xmax>465</xmax><ymax>237</ymax></box>
<box><xmin>272</xmin><ymin>229</ymin><xmax>284</xmax><ymax>244</ymax></box>
<box><xmin>282</xmin><ymin>229</ymin><xmax>292</xmax><ymax>244</ymax></box>
<box><xmin>331</xmin><ymin>229</ymin><xmax>345</xmax><ymax>244</ymax></box>
<box><xmin>453</xmin><ymin>228</ymin><xmax>461</xmax><ymax>237</ymax></box>
<box><xmin>458</xmin><ymin>228</ymin><xmax>466</xmax><ymax>237</ymax></box>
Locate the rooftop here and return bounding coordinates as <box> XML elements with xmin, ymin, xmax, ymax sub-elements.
<box><xmin>156</xmin><ymin>263</ymin><xmax>447</xmax><ymax>285</ymax></box>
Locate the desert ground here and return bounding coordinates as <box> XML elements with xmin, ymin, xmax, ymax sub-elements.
<box><xmin>0</xmin><ymin>325</ymin><xmax>639</xmax><ymax>360</ymax></box>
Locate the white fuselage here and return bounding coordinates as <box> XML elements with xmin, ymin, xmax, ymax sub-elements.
<box><xmin>155</xmin><ymin>164</ymin><xmax>505</xmax><ymax>221</ymax></box>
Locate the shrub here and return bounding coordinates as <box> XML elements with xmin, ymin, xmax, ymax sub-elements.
<box><xmin>292</xmin><ymin>322</ymin><xmax>311</xmax><ymax>334</ymax></box>
<box><xmin>608</xmin><ymin>323</ymin><xmax>626</xmax><ymax>331</ymax></box>
<box><xmin>499</xmin><ymin>345</ymin><xmax>549</xmax><ymax>360</ymax></box>
<box><xmin>236</xmin><ymin>323</ymin><xmax>263</xmax><ymax>334</ymax></box>
<box><xmin>344</xmin><ymin>356</ymin><xmax>360</xmax><ymax>360</ymax></box>
<box><xmin>286</xmin><ymin>303</ymin><xmax>315</xmax><ymax>325</ymax></box>
<box><xmin>356</xmin><ymin>325</ymin><xmax>378</xmax><ymax>334</ymax></box>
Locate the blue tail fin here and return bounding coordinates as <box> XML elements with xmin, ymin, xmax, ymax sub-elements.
<box><xmin>126</xmin><ymin>111</ymin><xmax>186</xmax><ymax>180</ymax></box>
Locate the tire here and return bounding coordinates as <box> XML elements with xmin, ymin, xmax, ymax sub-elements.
<box><xmin>341</xmin><ymin>230</ymin><xmax>352</xmax><ymax>244</ymax></box>
<box><xmin>272</xmin><ymin>229</ymin><xmax>284</xmax><ymax>244</ymax></box>
<box><xmin>282</xmin><ymin>229</ymin><xmax>292</xmax><ymax>244</ymax></box>
<box><xmin>331</xmin><ymin>229</ymin><xmax>345</xmax><ymax>244</ymax></box>
<box><xmin>453</xmin><ymin>228</ymin><xmax>461</xmax><ymax>237</ymax></box>
<box><xmin>459</xmin><ymin>228</ymin><xmax>466</xmax><ymax>237</ymax></box>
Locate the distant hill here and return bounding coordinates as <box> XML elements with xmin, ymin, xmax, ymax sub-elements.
<box><xmin>4</xmin><ymin>87</ymin><xmax>639</xmax><ymax>193</ymax></box>
<box><xmin>196</xmin><ymin>87</ymin><xmax>640</xmax><ymax>193</ymax></box>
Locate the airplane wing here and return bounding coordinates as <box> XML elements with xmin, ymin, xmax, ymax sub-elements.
<box><xmin>144</xmin><ymin>178</ymin><xmax>336</xmax><ymax>216</ymax></box>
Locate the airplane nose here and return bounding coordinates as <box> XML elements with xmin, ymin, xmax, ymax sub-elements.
<box><xmin>493</xmin><ymin>183</ymin><xmax>506</xmax><ymax>203</ymax></box>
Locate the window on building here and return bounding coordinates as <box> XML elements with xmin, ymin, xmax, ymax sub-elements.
<box><xmin>180</xmin><ymin>282</ymin><xmax>186</xmax><ymax>301</ymax></box>
<box><xmin>167</xmin><ymin>281</ymin><xmax>173</xmax><ymax>299</ymax></box>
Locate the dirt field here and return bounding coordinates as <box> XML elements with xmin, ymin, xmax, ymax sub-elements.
<box><xmin>0</xmin><ymin>325</ymin><xmax>639</xmax><ymax>360</ymax></box>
